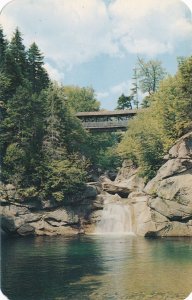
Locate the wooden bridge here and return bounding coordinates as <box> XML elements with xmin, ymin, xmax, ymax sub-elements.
<box><xmin>76</xmin><ymin>109</ymin><xmax>141</xmax><ymax>132</ymax></box>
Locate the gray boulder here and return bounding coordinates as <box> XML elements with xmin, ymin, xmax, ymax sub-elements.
<box><xmin>17</xmin><ymin>224</ymin><xmax>35</xmax><ymax>236</ymax></box>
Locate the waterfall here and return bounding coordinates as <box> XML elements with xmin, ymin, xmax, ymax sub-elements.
<box><xmin>95</xmin><ymin>197</ymin><xmax>134</xmax><ymax>235</ymax></box>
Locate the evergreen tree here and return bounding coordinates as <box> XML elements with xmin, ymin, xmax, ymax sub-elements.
<box><xmin>27</xmin><ymin>42</ymin><xmax>49</xmax><ymax>93</ymax></box>
<box><xmin>116</xmin><ymin>93</ymin><xmax>133</xmax><ymax>110</ymax></box>
<box><xmin>42</xmin><ymin>84</ymin><xmax>88</xmax><ymax>201</ymax></box>
<box><xmin>9</xmin><ymin>28</ymin><xmax>27</xmax><ymax>70</ymax></box>
<box><xmin>3</xmin><ymin>28</ymin><xmax>27</xmax><ymax>95</ymax></box>
<box><xmin>43</xmin><ymin>84</ymin><xmax>86</xmax><ymax>155</ymax></box>
<box><xmin>1</xmin><ymin>82</ymin><xmax>46</xmax><ymax>186</ymax></box>
<box><xmin>0</xmin><ymin>26</ymin><xmax>122</xmax><ymax>202</ymax></box>
<box><xmin>0</xmin><ymin>25</ymin><xmax>8</xmax><ymax>69</ymax></box>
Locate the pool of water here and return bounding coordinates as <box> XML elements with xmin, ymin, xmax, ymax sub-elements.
<box><xmin>1</xmin><ymin>234</ymin><xmax>192</xmax><ymax>300</ymax></box>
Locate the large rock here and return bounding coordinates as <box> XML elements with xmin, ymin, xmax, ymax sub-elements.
<box><xmin>104</xmin><ymin>132</ymin><xmax>192</xmax><ymax>238</ymax></box>
<box><xmin>127</xmin><ymin>192</ymin><xmax>167</xmax><ymax>236</ymax></box>
<box><xmin>101</xmin><ymin>161</ymin><xmax>145</xmax><ymax>197</ymax></box>
<box><xmin>141</xmin><ymin>131</ymin><xmax>192</xmax><ymax>237</ymax></box>
<box><xmin>17</xmin><ymin>224</ymin><xmax>35</xmax><ymax>236</ymax></box>
<box><xmin>144</xmin><ymin>132</ymin><xmax>192</xmax><ymax>234</ymax></box>
<box><xmin>168</xmin><ymin>131</ymin><xmax>192</xmax><ymax>159</ymax></box>
<box><xmin>148</xmin><ymin>197</ymin><xmax>192</xmax><ymax>220</ymax></box>
<box><xmin>0</xmin><ymin>181</ymin><xmax>100</xmax><ymax>236</ymax></box>
<box><xmin>1</xmin><ymin>216</ymin><xmax>18</xmax><ymax>233</ymax></box>
<box><xmin>44</xmin><ymin>208</ymin><xmax>79</xmax><ymax>225</ymax></box>
<box><xmin>102</xmin><ymin>177</ymin><xmax>131</xmax><ymax>197</ymax></box>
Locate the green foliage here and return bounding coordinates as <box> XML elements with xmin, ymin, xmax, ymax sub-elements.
<box><xmin>0</xmin><ymin>26</ymin><xmax>123</xmax><ymax>203</ymax></box>
<box><xmin>137</xmin><ymin>57</ymin><xmax>166</xmax><ymax>96</ymax></box>
<box><xmin>117</xmin><ymin>110</ymin><xmax>166</xmax><ymax>179</ymax></box>
<box><xmin>27</xmin><ymin>42</ymin><xmax>49</xmax><ymax>93</ymax></box>
<box><xmin>3</xmin><ymin>143</ymin><xmax>26</xmax><ymax>186</ymax></box>
<box><xmin>44</xmin><ymin>155</ymin><xmax>88</xmax><ymax>200</ymax></box>
<box><xmin>43</xmin><ymin>84</ymin><xmax>88</xmax><ymax>154</ymax></box>
<box><xmin>83</xmin><ymin>132</ymin><xmax>122</xmax><ymax>174</ymax></box>
<box><xmin>0</xmin><ymin>26</ymin><xmax>8</xmax><ymax>68</ymax></box>
<box><xmin>118</xmin><ymin>56</ymin><xmax>192</xmax><ymax>181</ymax></box>
<box><xmin>0</xmin><ymin>27</ymin><xmax>90</xmax><ymax>203</ymax></box>
<box><xmin>63</xmin><ymin>85</ymin><xmax>100</xmax><ymax>112</ymax></box>
<box><xmin>0</xmin><ymin>72</ymin><xmax>11</xmax><ymax>102</ymax></box>
<box><xmin>2</xmin><ymin>28</ymin><xmax>28</xmax><ymax>95</ymax></box>
<box><xmin>116</xmin><ymin>93</ymin><xmax>133</xmax><ymax>110</ymax></box>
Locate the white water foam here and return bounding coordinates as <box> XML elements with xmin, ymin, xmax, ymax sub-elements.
<box><xmin>95</xmin><ymin>201</ymin><xmax>134</xmax><ymax>235</ymax></box>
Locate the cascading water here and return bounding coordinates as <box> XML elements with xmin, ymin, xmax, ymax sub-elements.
<box><xmin>95</xmin><ymin>195</ymin><xmax>134</xmax><ymax>235</ymax></box>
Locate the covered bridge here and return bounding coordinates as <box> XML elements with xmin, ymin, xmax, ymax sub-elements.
<box><xmin>76</xmin><ymin>109</ymin><xmax>141</xmax><ymax>132</ymax></box>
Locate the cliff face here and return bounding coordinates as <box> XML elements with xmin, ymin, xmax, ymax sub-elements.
<box><xmin>142</xmin><ymin>131</ymin><xmax>192</xmax><ymax>237</ymax></box>
<box><xmin>0</xmin><ymin>183</ymin><xmax>100</xmax><ymax>236</ymax></box>
<box><xmin>1</xmin><ymin>131</ymin><xmax>192</xmax><ymax>237</ymax></box>
<box><xmin>101</xmin><ymin>131</ymin><xmax>192</xmax><ymax>237</ymax></box>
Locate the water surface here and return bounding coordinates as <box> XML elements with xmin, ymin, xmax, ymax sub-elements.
<box><xmin>1</xmin><ymin>234</ymin><xmax>192</xmax><ymax>300</ymax></box>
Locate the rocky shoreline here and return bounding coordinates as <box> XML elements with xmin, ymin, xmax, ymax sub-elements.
<box><xmin>1</xmin><ymin>131</ymin><xmax>192</xmax><ymax>237</ymax></box>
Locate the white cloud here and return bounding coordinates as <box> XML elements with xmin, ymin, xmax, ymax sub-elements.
<box><xmin>109</xmin><ymin>0</ymin><xmax>192</xmax><ymax>56</ymax></box>
<box><xmin>97</xmin><ymin>80</ymin><xmax>133</xmax><ymax>109</ymax></box>
<box><xmin>44</xmin><ymin>63</ymin><xmax>64</xmax><ymax>82</ymax></box>
<box><xmin>96</xmin><ymin>91</ymin><xmax>109</xmax><ymax>99</ymax></box>
<box><xmin>1</xmin><ymin>0</ymin><xmax>192</xmax><ymax>76</ymax></box>
<box><xmin>110</xmin><ymin>80</ymin><xmax>132</xmax><ymax>95</ymax></box>
<box><xmin>1</xmin><ymin>0</ymin><xmax>118</xmax><ymax>67</ymax></box>
<box><xmin>121</xmin><ymin>38</ymin><xmax>173</xmax><ymax>56</ymax></box>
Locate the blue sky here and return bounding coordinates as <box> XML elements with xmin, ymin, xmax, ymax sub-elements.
<box><xmin>0</xmin><ymin>0</ymin><xmax>192</xmax><ymax>109</ymax></box>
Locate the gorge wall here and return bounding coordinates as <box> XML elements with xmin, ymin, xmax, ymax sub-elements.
<box><xmin>1</xmin><ymin>131</ymin><xmax>192</xmax><ymax>237</ymax></box>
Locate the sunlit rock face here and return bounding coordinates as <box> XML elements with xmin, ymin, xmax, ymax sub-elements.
<box><xmin>101</xmin><ymin>160</ymin><xmax>145</xmax><ymax>198</ymax></box>
<box><xmin>0</xmin><ymin>183</ymin><xmax>101</xmax><ymax>236</ymax></box>
<box><xmin>144</xmin><ymin>132</ymin><xmax>192</xmax><ymax>236</ymax></box>
<box><xmin>131</xmin><ymin>131</ymin><xmax>192</xmax><ymax>237</ymax></box>
<box><xmin>95</xmin><ymin>131</ymin><xmax>192</xmax><ymax>237</ymax></box>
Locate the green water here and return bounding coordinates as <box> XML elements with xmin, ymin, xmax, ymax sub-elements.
<box><xmin>1</xmin><ymin>235</ymin><xmax>192</xmax><ymax>300</ymax></box>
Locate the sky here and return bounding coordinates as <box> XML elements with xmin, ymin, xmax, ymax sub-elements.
<box><xmin>0</xmin><ymin>0</ymin><xmax>192</xmax><ymax>109</ymax></box>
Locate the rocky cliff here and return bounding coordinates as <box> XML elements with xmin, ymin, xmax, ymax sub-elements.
<box><xmin>0</xmin><ymin>183</ymin><xmax>100</xmax><ymax>236</ymax></box>
<box><xmin>100</xmin><ymin>131</ymin><xmax>192</xmax><ymax>237</ymax></box>
<box><xmin>1</xmin><ymin>131</ymin><xmax>192</xmax><ymax>237</ymax></box>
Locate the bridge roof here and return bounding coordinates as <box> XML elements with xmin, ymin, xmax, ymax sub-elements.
<box><xmin>76</xmin><ymin>109</ymin><xmax>140</xmax><ymax>117</ymax></box>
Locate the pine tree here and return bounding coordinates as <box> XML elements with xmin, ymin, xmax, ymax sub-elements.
<box><xmin>42</xmin><ymin>84</ymin><xmax>88</xmax><ymax>201</ymax></box>
<box><xmin>27</xmin><ymin>42</ymin><xmax>49</xmax><ymax>93</ymax></box>
<box><xmin>0</xmin><ymin>25</ymin><xmax>8</xmax><ymax>69</ymax></box>
<box><xmin>9</xmin><ymin>28</ymin><xmax>27</xmax><ymax>71</ymax></box>
<box><xmin>1</xmin><ymin>82</ymin><xmax>46</xmax><ymax>186</ymax></box>
<box><xmin>3</xmin><ymin>28</ymin><xmax>27</xmax><ymax>94</ymax></box>
<box><xmin>116</xmin><ymin>94</ymin><xmax>133</xmax><ymax>110</ymax></box>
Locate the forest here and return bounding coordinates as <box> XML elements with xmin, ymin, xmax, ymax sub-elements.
<box><xmin>0</xmin><ymin>26</ymin><xmax>121</xmax><ymax>203</ymax></box>
<box><xmin>0</xmin><ymin>26</ymin><xmax>192</xmax><ymax>203</ymax></box>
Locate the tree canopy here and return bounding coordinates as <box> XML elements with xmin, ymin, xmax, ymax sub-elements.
<box><xmin>63</xmin><ymin>85</ymin><xmax>100</xmax><ymax>112</ymax></box>
<box><xmin>116</xmin><ymin>94</ymin><xmax>133</xmax><ymax>110</ymax></box>
<box><xmin>0</xmin><ymin>26</ymin><xmax>120</xmax><ymax>203</ymax></box>
<box><xmin>117</xmin><ymin>56</ymin><xmax>192</xmax><ymax>180</ymax></box>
